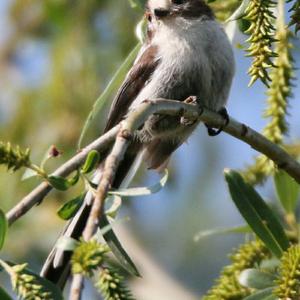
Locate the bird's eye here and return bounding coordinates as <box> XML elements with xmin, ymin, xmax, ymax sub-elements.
<box><xmin>145</xmin><ymin>11</ymin><xmax>152</xmax><ymax>22</ymax></box>
<box><xmin>172</xmin><ymin>0</ymin><xmax>184</xmax><ymax>4</ymax></box>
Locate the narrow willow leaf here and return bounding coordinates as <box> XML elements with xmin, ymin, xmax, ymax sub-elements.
<box><xmin>239</xmin><ymin>269</ymin><xmax>277</xmax><ymax>289</ymax></box>
<box><xmin>226</xmin><ymin>0</ymin><xmax>250</xmax><ymax>22</ymax></box>
<box><xmin>0</xmin><ymin>286</ymin><xmax>13</xmax><ymax>300</ymax></box>
<box><xmin>57</xmin><ymin>195</ymin><xmax>84</xmax><ymax>220</ymax></box>
<box><xmin>99</xmin><ymin>215</ymin><xmax>140</xmax><ymax>277</ymax></box>
<box><xmin>81</xmin><ymin>150</ymin><xmax>100</xmax><ymax>174</ymax></box>
<box><xmin>78</xmin><ymin>43</ymin><xmax>141</xmax><ymax>148</ymax></box>
<box><xmin>225</xmin><ymin>169</ymin><xmax>289</xmax><ymax>258</ymax></box>
<box><xmin>109</xmin><ymin>169</ymin><xmax>168</xmax><ymax>197</ymax></box>
<box><xmin>55</xmin><ymin>236</ymin><xmax>79</xmax><ymax>251</ymax></box>
<box><xmin>274</xmin><ymin>170</ymin><xmax>299</xmax><ymax>214</ymax></box>
<box><xmin>194</xmin><ymin>224</ymin><xmax>251</xmax><ymax>242</ymax></box>
<box><xmin>244</xmin><ymin>288</ymin><xmax>277</xmax><ymax>300</ymax></box>
<box><xmin>0</xmin><ymin>209</ymin><xmax>8</xmax><ymax>250</ymax></box>
<box><xmin>105</xmin><ymin>195</ymin><xmax>122</xmax><ymax>218</ymax></box>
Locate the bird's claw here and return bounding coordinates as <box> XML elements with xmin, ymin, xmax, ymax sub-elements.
<box><xmin>180</xmin><ymin>96</ymin><xmax>198</xmax><ymax>126</ymax></box>
<box><xmin>205</xmin><ymin>107</ymin><xmax>229</xmax><ymax>136</ymax></box>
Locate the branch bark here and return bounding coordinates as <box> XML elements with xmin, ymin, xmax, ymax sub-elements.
<box><xmin>6</xmin><ymin>99</ymin><xmax>300</xmax><ymax>227</ymax></box>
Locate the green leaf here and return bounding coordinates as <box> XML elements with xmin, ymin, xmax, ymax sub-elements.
<box><xmin>274</xmin><ymin>170</ymin><xmax>299</xmax><ymax>214</ymax></box>
<box><xmin>109</xmin><ymin>169</ymin><xmax>168</xmax><ymax>197</ymax></box>
<box><xmin>48</xmin><ymin>171</ymin><xmax>80</xmax><ymax>191</ymax></box>
<box><xmin>68</xmin><ymin>170</ymin><xmax>80</xmax><ymax>186</ymax></box>
<box><xmin>0</xmin><ymin>286</ymin><xmax>13</xmax><ymax>300</ymax></box>
<box><xmin>81</xmin><ymin>150</ymin><xmax>100</xmax><ymax>174</ymax></box>
<box><xmin>57</xmin><ymin>195</ymin><xmax>84</xmax><ymax>220</ymax></box>
<box><xmin>244</xmin><ymin>288</ymin><xmax>277</xmax><ymax>300</ymax></box>
<box><xmin>78</xmin><ymin>43</ymin><xmax>141</xmax><ymax>148</ymax></box>
<box><xmin>99</xmin><ymin>214</ymin><xmax>140</xmax><ymax>277</ymax></box>
<box><xmin>225</xmin><ymin>169</ymin><xmax>289</xmax><ymax>258</ymax></box>
<box><xmin>193</xmin><ymin>224</ymin><xmax>251</xmax><ymax>242</ymax></box>
<box><xmin>0</xmin><ymin>209</ymin><xmax>8</xmax><ymax>251</ymax></box>
<box><xmin>239</xmin><ymin>269</ymin><xmax>277</xmax><ymax>289</ymax></box>
<box><xmin>48</xmin><ymin>176</ymin><xmax>70</xmax><ymax>191</ymax></box>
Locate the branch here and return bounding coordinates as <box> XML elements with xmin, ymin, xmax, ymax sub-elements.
<box><xmin>69</xmin><ymin>274</ymin><xmax>84</xmax><ymax>300</ymax></box>
<box><xmin>6</xmin><ymin>125</ymin><xmax>120</xmax><ymax>225</ymax></box>
<box><xmin>7</xmin><ymin>99</ymin><xmax>300</xmax><ymax>227</ymax></box>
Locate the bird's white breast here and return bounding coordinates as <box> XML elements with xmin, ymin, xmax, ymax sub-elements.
<box><xmin>131</xmin><ymin>17</ymin><xmax>234</xmax><ymax>111</ymax></box>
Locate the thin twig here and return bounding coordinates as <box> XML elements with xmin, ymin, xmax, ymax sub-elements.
<box><xmin>69</xmin><ymin>274</ymin><xmax>84</xmax><ymax>300</ymax></box>
<box><xmin>7</xmin><ymin>99</ymin><xmax>300</xmax><ymax>227</ymax></box>
<box><xmin>82</xmin><ymin>130</ymin><xmax>132</xmax><ymax>240</ymax></box>
<box><xmin>6</xmin><ymin>125</ymin><xmax>120</xmax><ymax>225</ymax></box>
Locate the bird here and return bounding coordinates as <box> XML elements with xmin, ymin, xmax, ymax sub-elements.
<box><xmin>41</xmin><ymin>0</ymin><xmax>235</xmax><ymax>288</ymax></box>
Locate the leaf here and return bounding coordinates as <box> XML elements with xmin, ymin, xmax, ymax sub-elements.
<box><xmin>55</xmin><ymin>236</ymin><xmax>79</xmax><ymax>251</ymax></box>
<box><xmin>105</xmin><ymin>195</ymin><xmax>122</xmax><ymax>218</ymax></box>
<box><xmin>239</xmin><ymin>269</ymin><xmax>277</xmax><ymax>289</ymax></box>
<box><xmin>21</xmin><ymin>168</ymin><xmax>38</xmax><ymax>181</ymax></box>
<box><xmin>274</xmin><ymin>170</ymin><xmax>299</xmax><ymax>214</ymax></box>
<box><xmin>68</xmin><ymin>170</ymin><xmax>80</xmax><ymax>186</ymax></box>
<box><xmin>244</xmin><ymin>288</ymin><xmax>277</xmax><ymax>300</ymax></box>
<box><xmin>99</xmin><ymin>215</ymin><xmax>140</xmax><ymax>277</ymax></box>
<box><xmin>224</xmin><ymin>169</ymin><xmax>289</xmax><ymax>258</ymax></box>
<box><xmin>81</xmin><ymin>150</ymin><xmax>100</xmax><ymax>174</ymax></box>
<box><xmin>0</xmin><ymin>209</ymin><xmax>8</xmax><ymax>251</ymax></box>
<box><xmin>109</xmin><ymin>169</ymin><xmax>168</xmax><ymax>197</ymax></box>
<box><xmin>193</xmin><ymin>224</ymin><xmax>251</xmax><ymax>242</ymax></box>
<box><xmin>48</xmin><ymin>171</ymin><xmax>80</xmax><ymax>191</ymax></box>
<box><xmin>259</xmin><ymin>257</ymin><xmax>280</xmax><ymax>271</ymax></box>
<box><xmin>48</xmin><ymin>176</ymin><xmax>70</xmax><ymax>191</ymax></box>
<box><xmin>78</xmin><ymin>43</ymin><xmax>141</xmax><ymax>148</ymax></box>
<box><xmin>57</xmin><ymin>195</ymin><xmax>84</xmax><ymax>220</ymax></box>
<box><xmin>226</xmin><ymin>0</ymin><xmax>250</xmax><ymax>22</ymax></box>
<box><xmin>0</xmin><ymin>286</ymin><xmax>13</xmax><ymax>300</ymax></box>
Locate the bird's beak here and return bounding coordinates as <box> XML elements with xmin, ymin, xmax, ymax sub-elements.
<box><xmin>154</xmin><ymin>8</ymin><xmax>170</xmax><ymax>19</ymax></box>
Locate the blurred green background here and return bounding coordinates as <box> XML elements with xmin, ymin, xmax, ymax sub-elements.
<box><xmin>0</xmin><ymin>0</ymin><xmax>299</xmax><ymax>299</ymax></box>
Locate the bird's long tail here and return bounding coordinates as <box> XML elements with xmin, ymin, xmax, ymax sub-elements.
<box><xmin>40</xmin><ymin>144</ymin><xmax>143</xmax><ymax>288</ymax></box>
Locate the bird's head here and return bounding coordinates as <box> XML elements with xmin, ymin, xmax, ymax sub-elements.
<box><xmin>145</xmin><ymin>0</ymin><xmax>213</xmax><ymax>23</ymax></box>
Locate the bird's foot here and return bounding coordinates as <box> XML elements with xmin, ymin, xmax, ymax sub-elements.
<box><xmin>205</xmin><ymin>107</ymin><xmax>229</xmax><ymax>136</ymax></box>
<box><xmin>180</xmin><ymin>96</ymin><xmax>198</xmax><ymax>126</ymax></box>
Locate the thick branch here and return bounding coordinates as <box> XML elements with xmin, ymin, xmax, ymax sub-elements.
<box><xmin>7</xmin><ymin>99</ymin><xmax>300</xmax><ymax>226</ymax></box>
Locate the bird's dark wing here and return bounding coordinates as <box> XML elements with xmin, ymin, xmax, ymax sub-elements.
<box><xmin>104</xmin><ymin>44</ymin><xmax>160</xmax><ymax>132</ymax></box>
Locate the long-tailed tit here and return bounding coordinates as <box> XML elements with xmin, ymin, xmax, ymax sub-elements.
<box><xmin>41</xmin><ymin>0</ymin><xmax>235</xmax><ymax>286</ymax></box>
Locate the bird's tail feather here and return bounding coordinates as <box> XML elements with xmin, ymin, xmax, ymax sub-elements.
<box><xmin>40</xmin><ymin>144</ymin><xmax>143</xmax><ymax>288</ymax></box>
